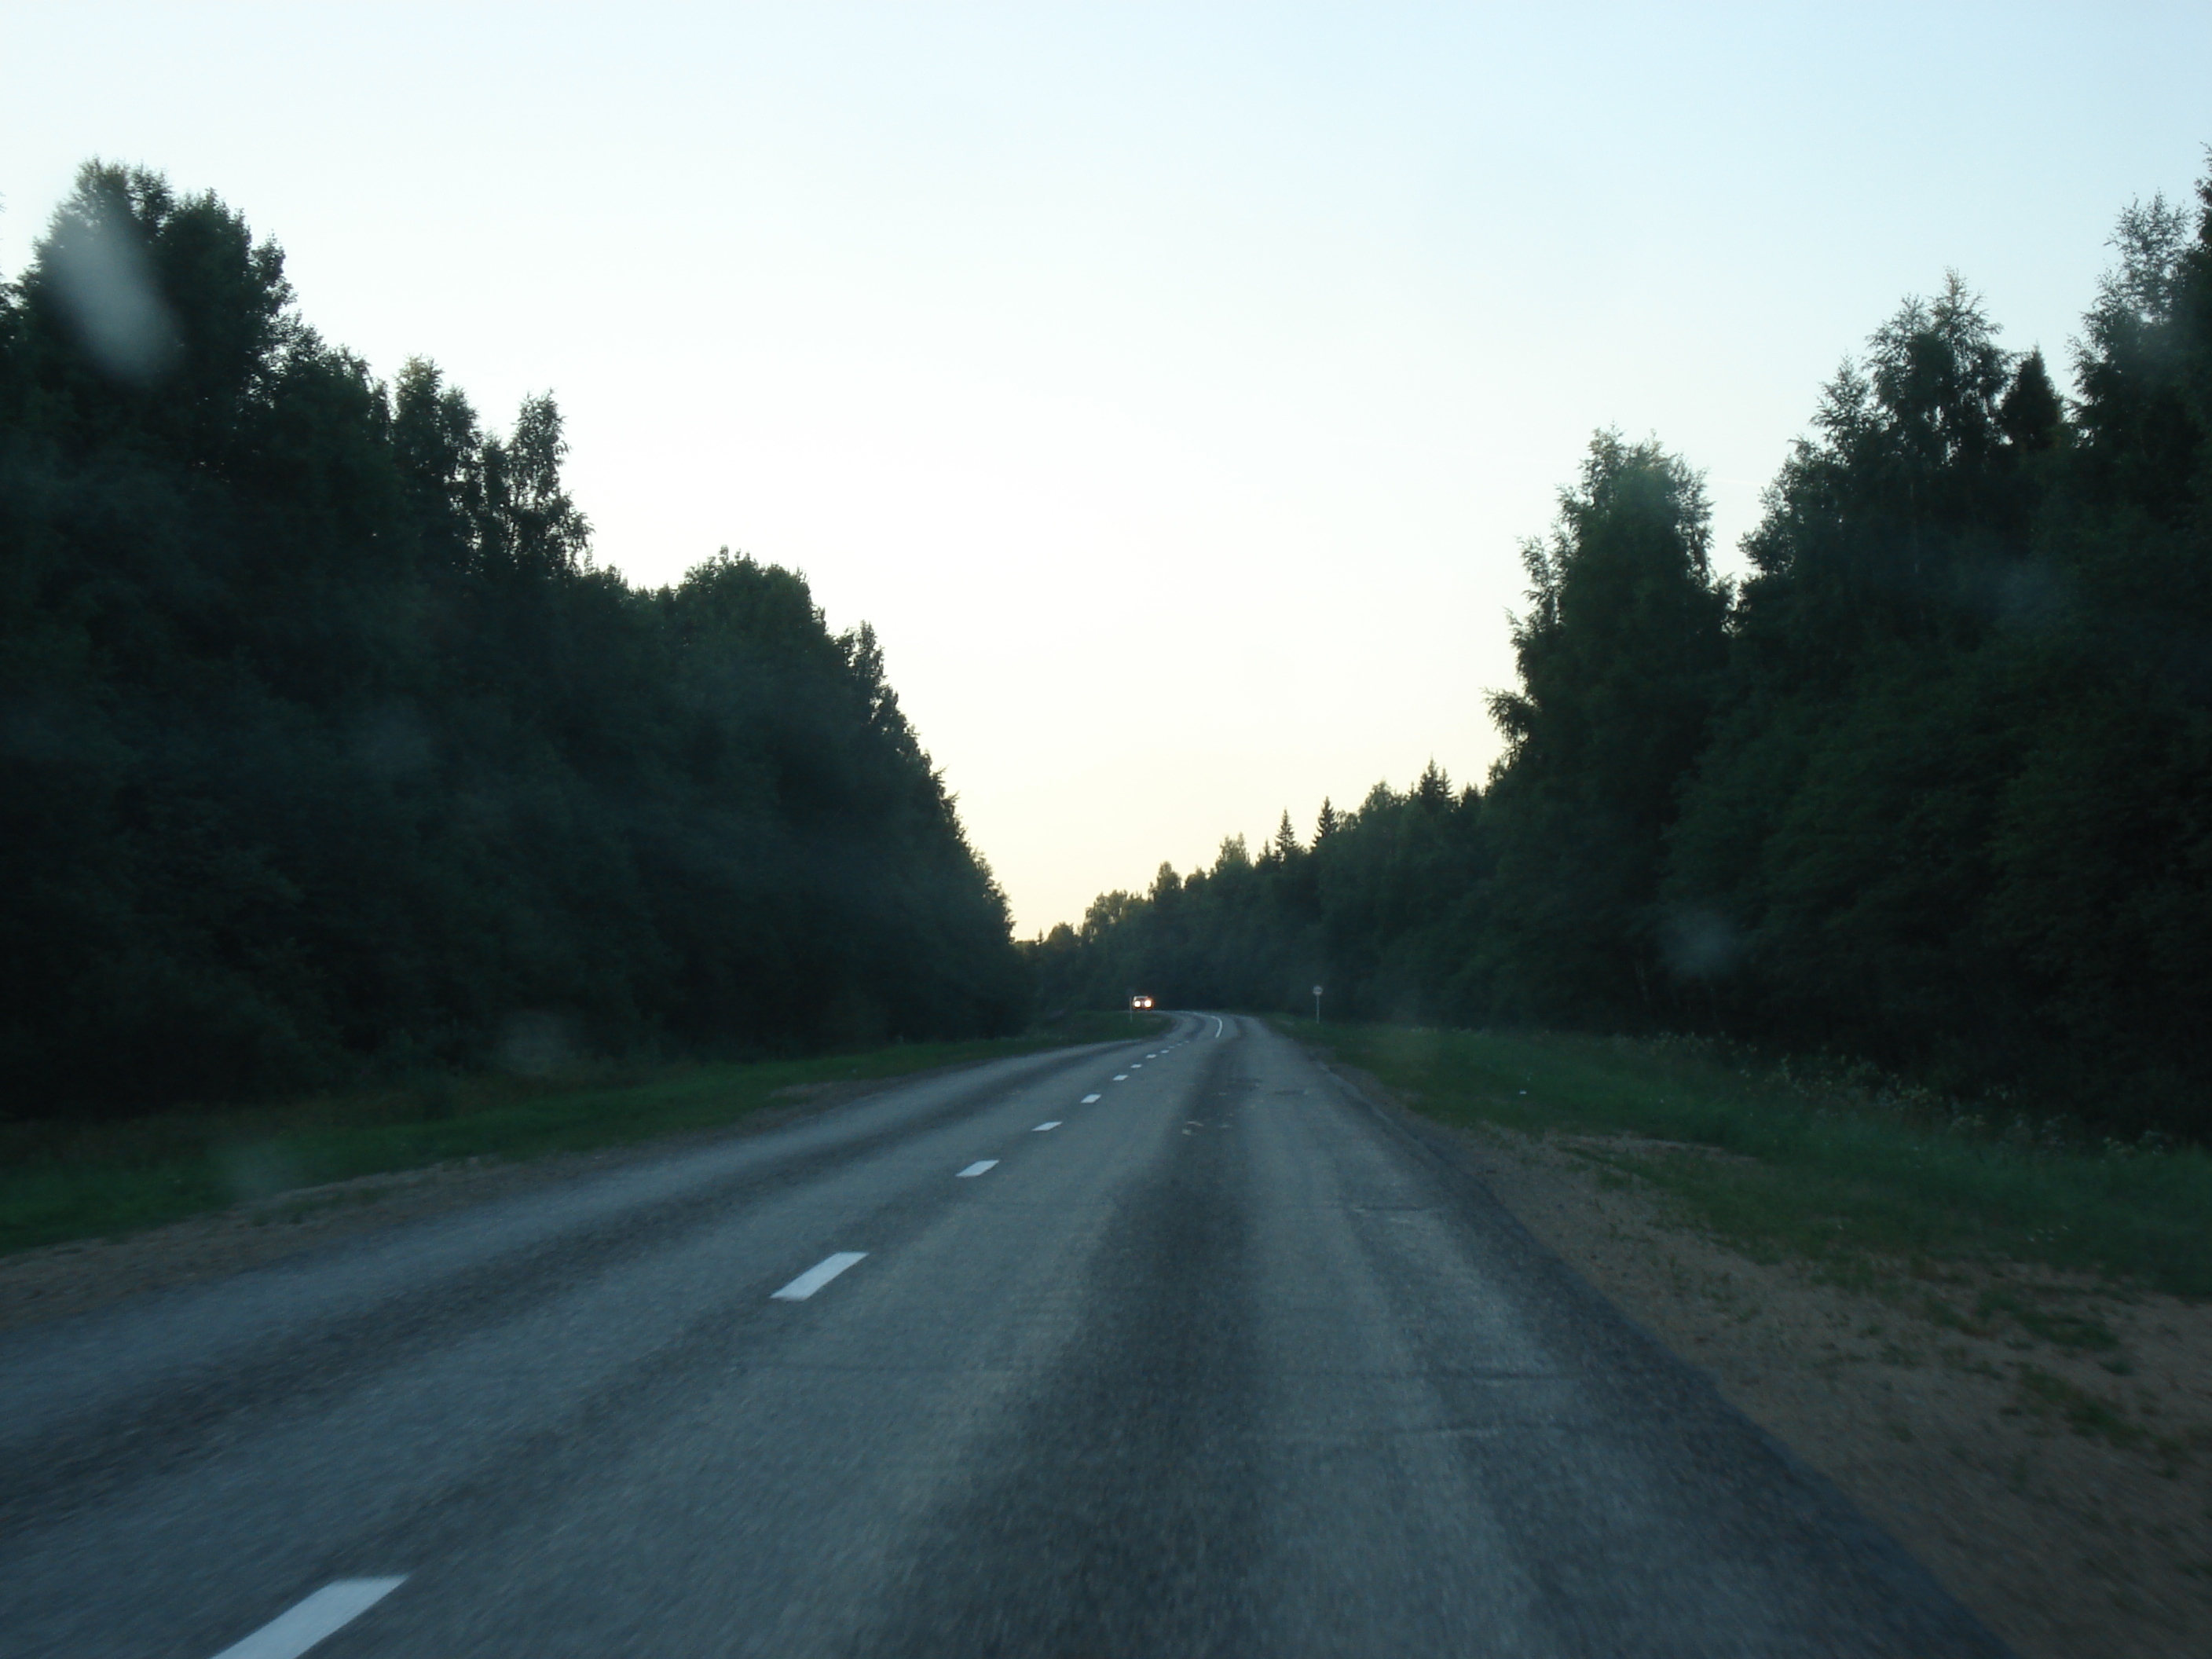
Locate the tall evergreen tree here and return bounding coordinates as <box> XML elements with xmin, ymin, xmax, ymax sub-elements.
<box><xmin>1479</xmin><ymin>434</ymin><xmax>1730</xmax><ymax>1020</ymax></box>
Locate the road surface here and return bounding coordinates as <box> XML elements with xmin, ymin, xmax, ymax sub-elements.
<box><xmin>0</xmin><ymin>1014</ymin><xmax>2005</xmax><ymax>1656</ymax></box>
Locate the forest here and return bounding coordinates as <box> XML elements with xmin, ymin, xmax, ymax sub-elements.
<box><xmin>1035</xmin><ymin>161</ymin><xmax>2212</xmax><ymax>1140</ymax></box>
<box><xmin>0</xmin><ymin>164</ymin><xmax>1025</xmax><ymax>1118</ymax></box>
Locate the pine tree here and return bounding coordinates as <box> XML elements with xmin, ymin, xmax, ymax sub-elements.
<box><xmin>1999</xmin><ymin>349</ymin><xmax>2064</xmax><ymax>451</ymax></box>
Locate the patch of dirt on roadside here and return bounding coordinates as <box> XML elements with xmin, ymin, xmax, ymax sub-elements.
<box><xmin>1448</xmin><ymin>1119</ymin><xmax>2212</xmax><ymax>1659</ymax></box>
<box><xmin>0</xmin><ymin>1076</ymin><xmax>903</xmax><ymax>1336</ymax></box>
<box><xmin>0</xmin><ymin>1155</ymin><xmax>605</xmax><ymax>1335</ymax></box>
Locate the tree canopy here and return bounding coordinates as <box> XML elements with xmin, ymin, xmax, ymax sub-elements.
<box><xmin>2</xmin><ymin>163</ymin><xmax>1023</xmax><ymax>1116</ymax></box>
<box><xmin>1036</xmin><ymin>158</ymin><xmax>2212</xmax><ymax>1139</ymax></box>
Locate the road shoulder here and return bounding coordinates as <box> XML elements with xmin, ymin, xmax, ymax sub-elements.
<box><xmin>1320</xmin><ymin>1058</ymin><xmax>2212</xmax><ymax>1659</ymax></box>
<box><xmin>0</xmin><ymin>1060</ymin><xmax>1051</xmax><ymax>1335</ymax></box>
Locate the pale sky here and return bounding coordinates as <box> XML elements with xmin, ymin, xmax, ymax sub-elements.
<box><xmin>5</xmin><ymin>4</ymin><xmax>2207</xmax><ymax>933</ymax></box>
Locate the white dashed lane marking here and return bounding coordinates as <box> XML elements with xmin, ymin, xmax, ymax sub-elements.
<box><xmin>956</xmin><ymin>1159</ymin><xmax>999</xmax><ymax>1178</ymax></box>
<box><xmin>1033</xmin><ymin>1122</ymin><xmax>1061</xmax><ymax>1132</ymax></box>
<box><xmin>208</xmin><ymin>1579</ymin><xmax>406</xmax><ymax>1659</ymax></box>
<box><xmin>772</xmin><ymin>1252</ymin><xmax>868</xmax><ymax>1301</ymax></box>
<box><xmin>1082</xmin><ymin>1093</ymin><xmax>1102</xmax><ymax>1104</ymax></box>
<box><xmin>1112</xmin><ymin>1074</ymin><xmax>1129</xmax><ymax>1081</ymax></box>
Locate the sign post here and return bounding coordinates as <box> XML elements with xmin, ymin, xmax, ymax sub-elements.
<box><xmin>1313</xmin><ymin>984</ymin><xmax>1324</xmax><ymax>1024</ymax></box>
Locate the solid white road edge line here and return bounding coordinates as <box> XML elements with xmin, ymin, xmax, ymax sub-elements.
<box><xmin>956</xmin><ymin>1159</ymin><xmax>999</xmax><ymax>1177</ymax></box>
<box><xmin>1033</xmin><ymin>1122</ymin><xmax>1061</xmax><ymax>1131</ymax></box>
<box><xmin>1082</xmin><ymin>1093</ymin><xmax>1102</xmax><ymax>1103</ymax></box>
<box><xmin>771</xmin><ymin>1252</ymin><xmax>868</xmax><ymax>1301</ymax></box>
<box><xmin>208</xmin><ymin>1578</ymin><xmax>407</xmax><ymax>1659</ymax></box>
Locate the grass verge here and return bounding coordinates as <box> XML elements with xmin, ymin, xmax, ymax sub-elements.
<box><xmin>1289</xmin><ymin>1021</ymin><xmax>2212</xmax><ymax>1299</ymax></box>
<box><xmin>0</xmin><ymin>1011</ymin><xmax>1168</xmax><ymax>1259</ymax></box>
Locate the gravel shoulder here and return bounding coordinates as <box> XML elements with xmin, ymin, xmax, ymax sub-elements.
<box><xmin>0</xmin><ymin>1078</ymin><xmax>889</xmax><ymax>1335</ymax></box>
<box><xmin>1350</xmin><ymin>1076</ymin><xmax>2212</xmax><ymax>1659</ymax></box>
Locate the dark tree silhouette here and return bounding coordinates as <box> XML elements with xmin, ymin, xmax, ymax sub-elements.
<box><xmin>1034</xmin><ymin>156</ymin><xmax>2212</xmax><ymax>1138</ymax></box>
<box><xmin>1</xmin><ymin>164</ymin><xmax>1022</xmax><ymax>1118</ymax></box>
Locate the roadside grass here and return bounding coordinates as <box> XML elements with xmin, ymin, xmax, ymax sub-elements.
<box><xmin>1289</xmin><ymin>1020</ymin><xmax>2212</xmax><ymax>1300</ymax></box>
<box><xmin>0</xmin><ymin>1012</ymin><xmax>1167</xmax><ymax>1259</ymax></box>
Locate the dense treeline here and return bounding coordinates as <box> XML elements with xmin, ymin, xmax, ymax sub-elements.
<box><xmin>1</xmin><ymin>164</ymin><xmax>1023</xmax><ymax>1116</ymax></box>
<box><xmin>1037</xmin><ymin>163</ymin><xmax>2212</xmax><ymax>1137</ymax></box>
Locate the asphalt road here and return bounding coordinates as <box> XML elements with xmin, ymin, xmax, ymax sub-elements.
<box><xmin>0</xmin><ymin>1014</ymin><xmax>2008</xmax><ymax>1657</ymax></box>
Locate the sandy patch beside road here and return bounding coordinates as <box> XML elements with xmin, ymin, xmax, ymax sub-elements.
<box><xmin>1437</xmin><ymin>1114</ymin><xmax>2212</xmax><ymax>1659</ymax></box>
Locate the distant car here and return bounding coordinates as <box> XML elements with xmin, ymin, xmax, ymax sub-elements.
<box><xmin>1130</xmin><ymin>994</ymin><xmax>1155</xmax><ymax>1010</ymax></box>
